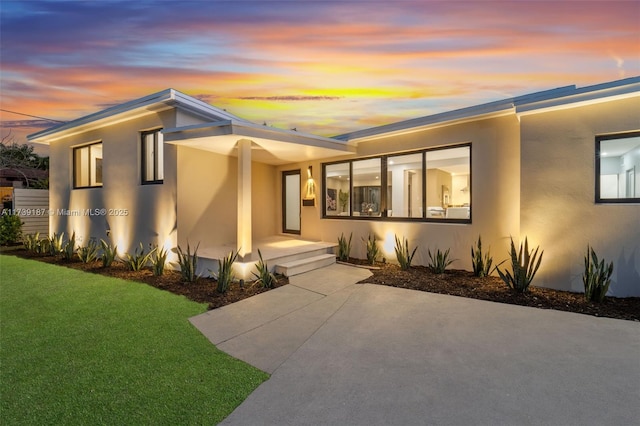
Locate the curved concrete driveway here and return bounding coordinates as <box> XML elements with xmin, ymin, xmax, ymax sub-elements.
<box><xmin>190</xmin><ymin>264</ymin><xmax>640</xmax><ymax>426</ymax></box>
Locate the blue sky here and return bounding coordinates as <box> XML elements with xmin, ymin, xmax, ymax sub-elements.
<box><xmin>1</xmin><ymin>0</ymin><xmax>639</xmax><ymax>149</ymax></box>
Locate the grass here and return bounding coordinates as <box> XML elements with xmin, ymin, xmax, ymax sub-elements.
<box><xmin>0</xmin><ymin>255</ymin><xmax>268</xmax><ymax>425</ymax></box>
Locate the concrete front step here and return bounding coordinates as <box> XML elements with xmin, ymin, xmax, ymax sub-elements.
<box><xmin>275</xmin><ymin>253</ymin><xmax>336</xmax><ymax>277</ymax></box>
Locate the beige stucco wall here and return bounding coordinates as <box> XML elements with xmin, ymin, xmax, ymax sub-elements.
<box><xmin>279</xmin><ymin>114</ymin><xmax>521</xmax><ymax>271</ymax></box>
<box><xmin>48</xmin><ymin>109</ymin><xmax>179</xmax><ymax>254</ymax></box>
<box><xmin>520</xmin><ymin>96</ymin><xmax>640</xmax><ymax>296</ymax></box>
<box><xmin>176</xmin><ymin>146</ymin><xmax>278</xmax><ymax>249</ymax></box>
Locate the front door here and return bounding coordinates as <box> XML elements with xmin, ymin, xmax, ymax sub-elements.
<box><xmin>282</xmin><ymin>170</ymin><xmax>301</xmax><ymax>234</ymax></box>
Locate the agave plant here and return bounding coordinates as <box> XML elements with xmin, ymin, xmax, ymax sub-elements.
<box><xmin>123</xmin><ymin>242</ymin><xmax>155</xmax><ymax>271</ymax></box>
<box><xmin>363</xmin><ymin>233</ymin><xmax>379</xmax><ymax>265</ymax></box>
<box><xmin>471</xmin><ymin>235</ymin><xmax>502</xmax><ymax>277</ymax></box>
<box><xmin>77</xmin><ymin>239</ymin><xmax>100</xmax><ymax>263</ymax></box>
<box><xmin>61</xmin><ymin>232</ymin><xmax>76</xmax><ymax>260</ymax></box>
<box><xmin>23</xmin><ymin>232</ymin><xmax>41</xmax><ymax>253</ymax></box>
<box><xmin>394</xmin><ymin>235</ymin><xmax>417</xmax><ymax>271</ymax></box>
<box><xmin>150</xmin><ymin>245</ymin><xmax>169</xmax><ymax>276</ymax></box>
<box><xmin>337</xmin><ymin>232</ymin><xmax>352</xmax><ymax>262</ymax></box>
<box><xmin>215</xmin><ymin>249</ymin><xmax>239</xmax><ymax>294</ymax></box>
<box><xmin>583</xmin><ymin>246</ymin><xmax>614</xmax><ymax>302</ymax></box>
<box><xmin>100</xmin><ymin>239</ymin><xmax>118</xmax><ymax>267</ymax></box>
<box><xmin>252</xmin><ymin>249</ymin><xmax>277</xmax><ymax>289</ymax></box>
<box><xmin>496</xmin><ymin>237</ymin><xmax>543</xmax><ymax>293</ymax></box>
<box><xmin>175</xmin><ymin>242</ymin><xmax>199</xmax><ymax>283</ymax></box>
<box><xmin>48</xmin><ymin>232</ymin><xmax>65</xmax><ymax>256</ymax></box>
<box><xmin>427</xmin><ymin>248</ymin><xmax>455</xmax><ymax>274</ymax></box>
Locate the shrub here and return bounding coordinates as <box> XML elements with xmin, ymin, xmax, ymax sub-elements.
<box><xmin>471</xmin><ymin>235</ymin><xmax>503</xmax><ymax>277</ymax></box>
<box><xmin>61</xmin><ymin>232</ymin><xmax>76</xmax><ymax>260</ymax></box>
<box><xmin>100</xmin><ymin>239</ymin><xmax>118</xmax><ymax>268</ymax></box>
<box><xmin>337</xmin><ymin>232</ymin><xmax>352</xmax><ymax>261</ymax></box>
<box><xmin>252</xmin><ymin>249</ymin><xmax>276</xmax><ymax>289</ymax></box>
<box><xmin>583</xmin><ymin>246</ymin><xmax>614</xmax><ymax>302</ymax></box>
<box><xmin>175</xmin><ymin>242</ymin><xmax>199</xmax><ymax>283</ymax></box>
<box><xmin>123</xmin><ymin>242</ymin><xmax>154</xmax><ymax>271</ymax></box>
<box><xmin>48</xmin><ymin>232</ymin><xmax>65</xmax><ymax>256</ymax></box>
<box><xmin>427</xmin><ymin>248</ymin><xmax>455</xmax><ymax>274</ymax></box>
<box><xmin>150</xmin><ymin>245</ymin><xmax>168</xmax><ymax>276</ymax></box>
<box><xmin>77</xmin><ymin>239</ymin><xmax>99</xmax><ymax>263</ymax></box>
<box><xmin>215</xmin><ymin>249</ymin><xmax>239</xmax><ymax>294</ymax></box>
<box><xmin>394</xmin><ymin>235</ymin><xmax>417</xmax><ymax>271</ymax></box>
<box><xmin>496</xmin><ymin>237</ymin><xmax>543</xmax><ymax>293</ymax></box>
<box><xmin>0</xmin><ymin>213</ymin><xmax>23</xmax><ymax>245</ymax></box>
<box><xmin>363</xmin><ymin>233</ymin><xmax>379</xmax><ymax>265</ymax></box>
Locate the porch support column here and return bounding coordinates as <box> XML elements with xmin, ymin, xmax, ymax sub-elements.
<box><xmin>237</xmin><ymin>138</ymin><xmax>252</xmax><ymax>259</ymax></box>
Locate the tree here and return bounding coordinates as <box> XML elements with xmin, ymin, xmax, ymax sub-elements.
<box><xmin>0</xmin><ymin>130</ymin><xmax>49</xmax><ymax>188</ymax></box>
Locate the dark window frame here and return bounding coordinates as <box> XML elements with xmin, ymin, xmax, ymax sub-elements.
<box><xmin>73</xmin><ymin>141</ymin><xmax>103</xmax><ymax>189</ymax></box>
<box><xmin>595</xmin><ymin>131</ymin><xmax>640</xmax><ymax>204</ymax></box>
<box><xmin>141</xmin><ymin>128</ymin><xmax>164</xmax><ymax>185</ymax></box>
<box><xmin>322</xmin><ymin>143</ymin><xmax>472</xmax><ymax>223</ymax></box>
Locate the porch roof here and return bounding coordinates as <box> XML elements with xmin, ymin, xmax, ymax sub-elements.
<box><xmin>163</xmin><ymin>119</ymin><xmax>356</xmax><ymax>165</ymax></box>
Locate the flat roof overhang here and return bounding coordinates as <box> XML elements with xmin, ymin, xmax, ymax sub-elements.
<box><xmin>163</xmin><ymin>120</ymin><xmax>356</xmax><ymax>165</ymax></box>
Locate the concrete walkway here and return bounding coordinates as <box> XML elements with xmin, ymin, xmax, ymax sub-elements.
<box><xmin>190</xmin><ymin>264</ymin><xmax>640</xmax><ymax>426</ymax></box>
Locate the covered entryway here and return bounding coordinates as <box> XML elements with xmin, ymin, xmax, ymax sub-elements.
<box><xmin>163</xmin><ymin>119</ymin><xmax>355</xmax><ymax>272</ymax></box>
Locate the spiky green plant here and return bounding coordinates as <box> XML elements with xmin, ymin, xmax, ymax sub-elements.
<box><xmin>215</xmin><ymin>249</ymin><xmax>239</xmax><ymax>294</ymax></box>
<box><xmin>394</xmin><ymin>235</ymin><xmax>417</xmax><ymax>271</ymax></box>
<box><xmin>48</xmin><ymin>232</ymin><xmax>65</xmax><ymax>255</ymax></box>
<box><xmin>23</xmin><ymin>232</ymin><xmax>41</xmax><ymax>252</ymax></box>
<box><xmin>337</xmin><ymin>232</ymin><xmax>352</xmax><ymax>261</ymax></box>
<box><xmin>363</xmin><ymin>233</ymin><xmax>379</xmax><ymax>265</ymax></box>
<box><xmin>61</xmin><ymin>232</ymin><xmax>76</xmax><ymax>260</ymax></box>
<box><xmin>583</xmin><ymin>246</ymin><xmax>614</xmax><ymax>302</ymax></box>
<box><xmin>150</xmin><ymin>245</ymin><xmax>168</xmax><ymax>276</ymax></box>
<box><xmin>123</xmin><ymin>242</ymin><xmax>154</xmax><ymax>271</ymax></box>
<box><xmin>100</xmin><ymin>239</ymin><xmax>118</xmax><ymax>267</ymax></box>
<box><xmin>77</xmin><ymin>239</ymin><xmax>100</xmax><ymax>263</ymax></box>
<box><xmin>252</xmin><ymin>249</ymin><xmax>277</xmax><ymax>289</ymax></box>
<box><xmin>427</xmin><ymin>248</ymin><xmax>455</xmax><ymax>274</ymax></box>
<box><xmin>471</xmin><ymin>235</ymin><xmax>502</xmax><ymax>277</ymax></box>
<box><xmin>496</xmin><ymin>237</ymin><xmax>543</xmax><ymax>293</ymax></box>
<box><xmin>175</xmin><ymin>242</ymin><xmax>199</xmax><ymax>283</ymax></box>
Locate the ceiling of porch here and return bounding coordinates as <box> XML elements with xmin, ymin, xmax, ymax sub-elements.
<box><xmin>163</xmin><ymin>120</ymin><xmax>356</xmax><ymax>165</ymax></box>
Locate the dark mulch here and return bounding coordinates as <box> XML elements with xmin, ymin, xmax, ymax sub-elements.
<box><xmin>5</xmin><ymin>249</ymin><xmax>288</xmax><ymax>310</ymax></box>
<box><xmin>354</xmin><ymin>260</ymin><xmax>640</xmax><ymax>322</ymax></box>
<box><xmin>5</xmin><ymin>248</ymin><xmax>639</xmax><ymax>321</ymax></box>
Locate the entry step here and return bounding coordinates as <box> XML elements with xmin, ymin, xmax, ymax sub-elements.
<box><xmin>275</xmin><ymin>254</ymin><xmax>336</xmax><ymax>277</ymax></box>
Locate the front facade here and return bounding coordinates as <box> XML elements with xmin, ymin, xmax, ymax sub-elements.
<box><xmin>29</xmin><ymin>77</ymin><xmax>640</xmax><ymax>296</ymax></box>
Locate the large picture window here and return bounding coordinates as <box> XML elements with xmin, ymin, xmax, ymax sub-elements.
<box><xmin>73</xmin><ymin>142</ymin><xmax>102</xmax><ymax>188</ymax></box>
<box><xmin>142</xmin><ymin>129</ymin><xmax>164</xmax><ymax>184</ymax></box>
<box><xmin>596</xmin><ymin>132</ymin><xmax>640</xmax><ymax>203</ymax></box>
<box><xmin>323</xmin><ymin>144</ymin><xmax>471</xmax><ymax>221</ymax></box>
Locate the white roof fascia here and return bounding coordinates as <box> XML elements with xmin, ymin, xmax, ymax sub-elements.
<box><xmin>516</xmin><ymin>76</ymin><xmax>640</xmax><ymax>117</ymax></box>
<box><xmin>27</xmin><ymin>89</ymin><xmax>246</xmax><ymax>144</ymax></box>
<box><xmin>164</xmin><ymin>119</ymin><xmax>355</xmax><ymax>152</ymax></box>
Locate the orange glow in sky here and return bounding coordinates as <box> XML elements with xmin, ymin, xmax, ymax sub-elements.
<box><xmin>1</xmin><ymin>1</ymin><xmax>639</xmax><ymax>152</ymax></box>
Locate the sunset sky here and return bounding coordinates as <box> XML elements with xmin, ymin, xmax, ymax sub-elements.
<box><xmin>1</xmin><ymin>0</ymin><xmax>639</xmax><ymax>152</ymax></box>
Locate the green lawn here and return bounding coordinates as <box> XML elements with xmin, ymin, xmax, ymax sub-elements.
<box><xmin>0</xmin><ymin>255</ymin><xmax>268</xmax><ymax>425</ymax></box>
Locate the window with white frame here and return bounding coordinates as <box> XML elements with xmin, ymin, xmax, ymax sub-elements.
<box><xmin>596</xmin><ymin>132</ymin><xmax>640</xmax><ymax>203</ymax></box>
<box><xmin>142</xmin><ymin>129</ymin><xmax>164</xmax><ymax>184</ymax></box>
<box><xmin>322</xmin><ymin>144</ymin><xmax>471</xmax><ymax>221</ymax></box>
<box><xmin>73</xmin><ymin>142</ymin><xmax>103</xmax><ymax>188</ymax></box>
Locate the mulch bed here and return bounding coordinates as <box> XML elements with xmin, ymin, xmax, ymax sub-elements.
<box><xmin>5</xmin><ymin>248</ymin><xmax>639</xmax><ymax>321</ymax></box>
<box><xmin>354</xmin><ymin>260</ymin><xmax>640</xmax><ymax>322</ymax></box>
<box><xmin>5</xmin><ymin>249</ymin><xmax>288</xmax><ymax>310</ymax></box>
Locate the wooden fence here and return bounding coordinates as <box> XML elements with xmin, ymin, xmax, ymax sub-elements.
<box><xmin>13</xmin><ymin>188</ymin><xmax>49</xmax><ymax>236</ymax></box>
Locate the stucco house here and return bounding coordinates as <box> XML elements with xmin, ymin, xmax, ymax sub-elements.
<box><xmin>28</xmin><ymin>76</ymin><xmax>640</xmax><ymax>296</ymax></box>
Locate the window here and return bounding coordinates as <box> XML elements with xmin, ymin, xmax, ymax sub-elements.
<box><xmin>323</xmin><ymin>144</ymin><xmax>471</xmax><ymax>221</ymax></box>
<box><xmin>387</xmin><ymin>153</ymin><xmax>423</xmax><ymax>218</ymax></box>
<box><xmin>325</xmin><ymin>162</ymin><xmax>350</xmax><ymax>216</ymax></box>
<box><xmin>73</xmin><ymin>142</ymin><xmax>102</xmax><ymax>188</ymax></box>
<box><xmin>426</xmin><ymin>146</ymin><xmax>470</xmax><ymax>219</ymax></box>
<box><xmin>352</xmin><ymin>158</ymin><xmax>381</xmax><ymax>216</ymax></box>
<box><xmin>596</xmin><ymin>132</ymin><xmax>640</xmax><ymax>203</ymax></box>
<box><xmin>142</xmin><ymin>129</ymin><xmax>163</xmax><ymax>184</ymax></box>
